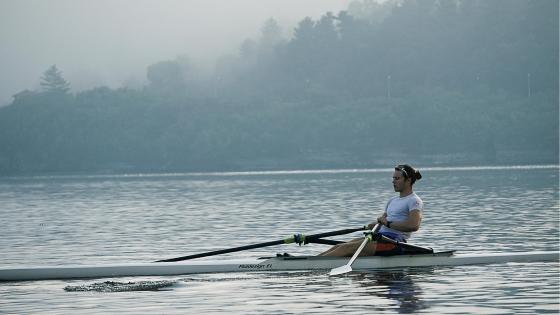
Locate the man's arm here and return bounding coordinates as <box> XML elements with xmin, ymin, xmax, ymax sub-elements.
<box><xmin>378</xmin><ymin>209</ymin><xmax>422</xmax><ymax>232</ymax></box>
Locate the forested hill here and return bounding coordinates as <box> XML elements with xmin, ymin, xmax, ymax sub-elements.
<box><xmin>0</xmin><ymin>0</ymin><xmax>557</xmax><ymax>175</ymax></box>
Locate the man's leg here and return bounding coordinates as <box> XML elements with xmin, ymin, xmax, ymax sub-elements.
<box><xmin>318</xmin><ymin>238</ymin><xmax>361</xmax><ymax>256</ymax></box>
<box><xmin>318</xmin><ymin>239</ymin><xmax>377</xmax><ymax>257</ymax></box>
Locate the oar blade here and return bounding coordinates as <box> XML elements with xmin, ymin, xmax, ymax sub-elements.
<box><xmin>329</xmin><ymin>264</ymin><xmax>352</xmax><ymax>276</ymax></box>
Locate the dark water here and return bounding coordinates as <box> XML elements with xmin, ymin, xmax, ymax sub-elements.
<box><xmin>1</xmin><ymin>166</ymin><xmax>558</xmax><ymax>314</ymax></box>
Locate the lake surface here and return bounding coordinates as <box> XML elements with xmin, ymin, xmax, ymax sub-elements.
<box><xmin>1</xmin><ymin>165</ymin><xmax>559</xmax><ymax>314</ymax></box>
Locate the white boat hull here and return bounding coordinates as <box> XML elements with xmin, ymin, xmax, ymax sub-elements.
<box><xmin>1</xmin><ymin>251</ymin><xmax>557</xmax><ymax>281</ymax></box>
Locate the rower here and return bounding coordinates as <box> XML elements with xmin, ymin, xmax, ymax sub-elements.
<box><xmin>319</xmin><ymin>164</ymin><xmax>423</xmax><ymax>257</ymax></box>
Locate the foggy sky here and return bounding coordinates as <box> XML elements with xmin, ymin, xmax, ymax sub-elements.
<box><xmin>0</xmin><ymin>0</ymin><xmax>353</xmax><ymax>105</ymax></box>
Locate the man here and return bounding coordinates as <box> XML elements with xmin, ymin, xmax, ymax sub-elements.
<box><xmin>319</xmin><ymin>164</ymin><xmax>423</xmax><ymax>257</ymax></box>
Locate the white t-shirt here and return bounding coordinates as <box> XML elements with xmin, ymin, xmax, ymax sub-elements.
<box><xmin>379</xmin><ymin>192</ymin><xmax>423</xmax><ymax>240</ymax></box>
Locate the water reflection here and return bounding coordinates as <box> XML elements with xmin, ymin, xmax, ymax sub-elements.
<box><xmin>350</xmin><ymin>268</ymin><xmax>431</xmax><ymax>314</ymax></box>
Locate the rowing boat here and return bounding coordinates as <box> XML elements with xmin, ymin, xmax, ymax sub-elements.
<box><xmin>1</xmin><ymin>251</ymin><xmax>557</xmax><ymax>281</ymax></box>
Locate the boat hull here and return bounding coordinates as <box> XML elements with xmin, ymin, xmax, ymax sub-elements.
<box><xmin>0</xmin><ymin>251</ymin><xmax>557</xmax><ymax>281</ymax></box>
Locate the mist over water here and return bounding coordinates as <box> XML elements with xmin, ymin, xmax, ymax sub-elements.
<box><xmin>0</xmin><ymin>0</ymin><xmax>557</xmax><ymax>175</ymax></box>
<box><xmin>0</xmin><ymin>0</ymin><xmax>352</xmax><ymax>105</ymax></box>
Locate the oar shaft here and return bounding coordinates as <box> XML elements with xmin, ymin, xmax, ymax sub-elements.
<box><xmin>156</xmin><ymin>226</ymin><xmax>365</xmax><ymax>263</ymax></box>
<box><xmin>156</xmin><ymin>239</ymin><xmax>287</xmax><ymax>262</ymax></box>
<box><xmin>329</xmin><ymin>223</ymin><xmax>381</xmax><ymax>276</ymax></box>
<box><xmin>345</xmin><ymin>236</ymin><xmax>370</xmax><ymax>266</ymax></box>
<box><xmin>303</xmin><ymin>227</ymin><xmax>366</xmax><ymax>240</ymax></box>
<box><xmin>306</xmin><ymin>239</ymin><xmax>344</xmax><ymax>246</ymax></box>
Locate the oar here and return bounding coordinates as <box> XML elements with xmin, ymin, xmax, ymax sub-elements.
<box><xmin>329</xmin><ymin>223</ymin><xmax>381</xmax><ymax>276</ymax></box>
<box><xmin>155</xmin><ymin>226</ymin><xmax>366</xmax><ymax>262</ymax></box>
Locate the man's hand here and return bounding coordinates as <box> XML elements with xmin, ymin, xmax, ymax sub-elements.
<box><xmin>377</xmin><ymin>216</ymin><xmax>388</xmax><ymax>226</ymax></box>
<box><xmin>367</xmin><ymin>213</ymin><xmax>387</xmax><ymax>229</ymax></box>
<box><xmin>376</xmin><ymin>212</ymin><xmax>388</xmax><ymax>226</ymax></box>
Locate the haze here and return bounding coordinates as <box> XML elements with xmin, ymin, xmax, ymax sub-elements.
<box><xmin>0</xmin><ymin>0</ymin><xmax>353</xmax><ymax>105</ymax></box>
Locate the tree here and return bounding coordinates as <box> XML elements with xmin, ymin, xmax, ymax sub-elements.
<box><xmin>40</xmin><ymin>65</ymin><xmax>71</xmax><ymax>94</ymax></box>
<box><xmin>259</xmin><ymin>18</ymin><xmax>284</xmax><ymax>52</ymax></box>
<box><xmin>146</xmin><ymin>59</ymin><xmax>186</xmax><ymax>94</ymax></box>
<box><xmin>292</xmin><ymin>17</ymin><xmax>315</xmax><ymax>44</ymax></box>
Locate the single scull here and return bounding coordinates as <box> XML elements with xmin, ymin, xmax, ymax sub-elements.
<box><xmin>1</xmin><ymin>251</ymin><xmax>557</xmax><ymax>281</ymax></box>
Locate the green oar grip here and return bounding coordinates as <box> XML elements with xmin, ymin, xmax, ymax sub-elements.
<box><xmin>283</xmin><ymin>236</ymin><xmax>295</xmax><ymax>244</ymax></box>
<box><xmin>284</xmin><ymin>234</ymin><xmax>306</xmax><ymax>245</ymax></box>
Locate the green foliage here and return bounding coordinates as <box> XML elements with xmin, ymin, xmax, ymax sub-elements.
<box><xmin>0</xmin><ymin>0</ymin><xmax>557</xmax><ymax>175</ymax></box>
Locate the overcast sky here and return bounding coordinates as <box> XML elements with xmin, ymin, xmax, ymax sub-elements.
<box><xmin>0</xmin><ymin>0</ymin><xmax>354</xmax><ymax>105</ymax></box>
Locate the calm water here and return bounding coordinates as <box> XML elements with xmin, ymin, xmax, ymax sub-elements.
<box><xmin>1</xmin><ymin>166</ymin><xmax>559</xmax><ymax>314</ymax></box>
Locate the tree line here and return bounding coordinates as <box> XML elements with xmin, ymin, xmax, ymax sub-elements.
<box><xmin>0</xmin><ymin>0</ymin><xmax>557</xmax><ymax>175</ymax></box>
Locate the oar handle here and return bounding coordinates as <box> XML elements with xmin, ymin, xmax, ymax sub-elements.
<box><xmin>295</xmin><ymin>226</ymin><xmax>368</xmax><ymax>245</ymax></box>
